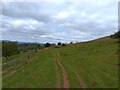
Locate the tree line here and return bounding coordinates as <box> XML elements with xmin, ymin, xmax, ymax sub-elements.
<box><xmin>2</xmin><ymin>41</ymin><xmax>69</xmax><ymax>59</ymax></box>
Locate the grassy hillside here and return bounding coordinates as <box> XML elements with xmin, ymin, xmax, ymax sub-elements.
<box><xmin>2</xmin><ymin>38</ymin><xmax>118</xmax><ymax>88</ymax></box>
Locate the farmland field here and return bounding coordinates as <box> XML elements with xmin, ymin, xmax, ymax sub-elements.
<box><xmin>2</xmin><ymin>38</ymin><xmax>118</xmax><ymax>88</ymax></box>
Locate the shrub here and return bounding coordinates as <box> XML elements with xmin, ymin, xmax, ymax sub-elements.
<box><xmin>44</xmin><ymin>43</ymin><xmax>51</xmax><ymax>47</ymax></box>
<box><xmin>62</xmin><ymin>44</ymin><xmax>66</xmax><ymax>47</ymax></box>
<box><xmin>58</xmin><ymin>42</ymin><xmax>61</xmax><ymax>45</ymax></box>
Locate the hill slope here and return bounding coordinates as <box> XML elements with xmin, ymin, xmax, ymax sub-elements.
<box><xmin>92</xmin><ymin>36</ymin><xmax>112</xmax><ymax>41</ymax></box>
<box><xmin>2</xmin><ymin>38</ymin><xmax>118</xmax><ymax>88</ymax></box>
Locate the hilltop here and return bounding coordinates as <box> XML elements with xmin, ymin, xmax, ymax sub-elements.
<box><xmin>92</xmin><ymin>36</ymin><xmax>112</xmax><ymax>42</ymax></box>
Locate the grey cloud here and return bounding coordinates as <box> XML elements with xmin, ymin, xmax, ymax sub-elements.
<box><xmin>2</xmin><ymin>2</ymin><xmax>69</xmax><ymax>23</ymax></box>
<box><xmin>1</xmin><ymin>1</ymin><xmax>118</xmax><ymax>43</ymax></box>
<box><xmin>2</xmin><ymin>3</ymin><xmax>51</xmax><ymax>22</ymax></box>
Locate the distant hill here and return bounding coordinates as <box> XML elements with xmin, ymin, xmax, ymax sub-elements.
<box><xmin>17</xmin><ymin>41</ymin><xmax>36</xmax><ymax>44</ymax></box>
<box><xmin>2</xmin><ymin>40</ymin><xmax>44</xmax><ymax>45</ymax></box>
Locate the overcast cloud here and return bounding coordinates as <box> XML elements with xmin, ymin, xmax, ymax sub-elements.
<box><xmin>1</xmin><ymin>0</ymin><xmax>118</xmax><ymax>43</ymax></box>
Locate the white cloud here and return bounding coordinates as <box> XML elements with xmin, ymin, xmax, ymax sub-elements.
<box><xmin>80</xmin><ymin>12</ymin><xmax>86</xmax><ymax>17</ymax></box>
<box><xmin>41</xmin><ymin>35</ymin><xmax>47</xmax><ymax>38</ymax></box>
<box><xmin>55</xmin><ymin>11</ymin><xmax>69</xmax><ymax>19</ymax></box>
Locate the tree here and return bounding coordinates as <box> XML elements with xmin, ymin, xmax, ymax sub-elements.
<box><xmin>37</xmin><ymin>43</ymin><xmax>41</xmax><ymax>48</ymax></box>
<box><xmin>70</xmin><ymin>42</ymin><xmax>73</xmax><ymax>44</ymax></box>
<box><xmin>2</xmin><ymin>41</ymin><xmax>18</xmax><ymax>59</ymax></box>
<box><xmin>44</xmin><ymin>43</ymin><xmax>51</xmax><ymax>47</ymax></box>
<box><xmin>58</xmin><ymin>42</ymin><xmax>61</xmax><ymax>45</ymax></box>
<box><xmin>111</xmin><ymin>30</ymin><xmax>120</xmax><ymax>38</ymax></box>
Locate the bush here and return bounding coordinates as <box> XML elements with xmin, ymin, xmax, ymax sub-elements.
<box><xmin>2</xmin><ymin>41</ymin><xmax>18</xmax><ymax>58</ymax></box>
<box><xmin>70</xmin><ymin>42</ymin><xmax>73</xmax><ymax>44</ymax></box>
<box><xmin>62</xmin><ymin>44</ymin><xmax>66</xmax><ymax>47</ymax></box>
<box><xmin>44</xmin><ymin>43</ymin><xmax>51</xmax><ymax>47</ymax></box>
<box><xmin>58</xmin><ymin>42</ymin><xmax>61</xmax><ymax>45</ymax></box>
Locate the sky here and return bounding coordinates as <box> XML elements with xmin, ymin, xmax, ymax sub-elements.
<box><xmin>1</xmin><ymin>0</ymin><xmax>119</xmax><ymax>43</ymax></box>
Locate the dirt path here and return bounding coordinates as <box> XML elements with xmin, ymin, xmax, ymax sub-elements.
<box><xmin>73</xmin><ymin>70</ymin><xmax>88</xmax><ymax>88</ymax></box>
<box><xmin>56</xmin><ymin>50</ymin><xmax>87</xmax><ymax>88</ymax></box>
<box><xmin>54</xmin><ymin>55</ymin><xmax>61</xmax><ymax>88</ymax></box>
<box><xmin>57</xmin><ymin>50</ymin><xmax>70</xmax><ymax>88</ymax></box>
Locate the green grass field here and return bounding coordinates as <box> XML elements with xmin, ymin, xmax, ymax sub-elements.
<box><xmin>2</xmin><ymin>38</ymin><xmax>118</xmax><ymax>88</ymax></box>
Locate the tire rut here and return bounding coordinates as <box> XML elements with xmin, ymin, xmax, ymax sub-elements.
<box><xmin>54</xmin><ymin>55</ymin><xmax>61</xmax><ymax>88</ymax></box>
<box><xmin>73</xmin><ymin>70</ymin><xmax>88</xmax><ymax>88</ymax></box>
<box><xmin>57</xmin><ymin>50</ymin><xmax>70</xmax><ymax>88</ymax></box>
